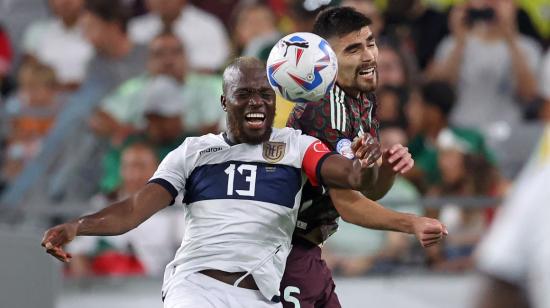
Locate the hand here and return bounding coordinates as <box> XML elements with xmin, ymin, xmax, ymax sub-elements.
<box><xmin>351</xmin><ymin>134</ymin><xmax>382</xmax><ymax>168</ymax></box>
<box><xmin>495</xmin><ymin>0</ymin><xmax>517</xmax><ymax>39</ymax></box>
<box><xmin>411</xmin><ymin>216</ymin><xmax>448</xmax><ymax>248</ymax></box>
<box><xmin>449</xmin><ymin>4</ymin><xmax>468</xmax><ymax>41</ymax></box>
<box><xmin>41</xmin><ymin>222</ymin><xmax>78</xmax><ymax>262</ymax></box>
<box><xmin>381</xmin><ymin>144</ymin><xmax>414</xmax><ymax>174</ymax></box>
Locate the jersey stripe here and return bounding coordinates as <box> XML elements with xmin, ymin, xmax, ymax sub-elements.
<box><xmin>183</xmin><ymin>161</ymin><xmax>302</xmax><ymax>208</ymax></box>
<box><xmin>337</xmin><ymin>87</ymin><xmax>346</xmax><ymax>132</ymax></box>
<box><xmin>336</xmin><ymin>91</ymin><xmax>342</xmax><ymax>130</ymax></box>
<box><xmin>330</xmin><ymin>88</ymin><xmax>336</xmax><ymax>129</ymax></box>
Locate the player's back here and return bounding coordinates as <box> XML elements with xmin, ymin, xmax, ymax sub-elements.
<box><xmin>152</xmin><ymin>127</ymin><xmax>317</xmax><ymax>301</ymax></box>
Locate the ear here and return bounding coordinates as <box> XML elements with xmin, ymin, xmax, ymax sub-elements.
<box><xmin>221</xmin><ymin>95</ymin><xmax>227</xmax><ymax>112</ymax></box>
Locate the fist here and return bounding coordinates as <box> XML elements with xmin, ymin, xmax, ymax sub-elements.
<box><xmin>412</xmin><ymin>217</ymin><xmax>448</xmax><ymax>248</ymax></box>
<box><xmin>382</xmin><ymin>144</ymin><xmax>414</xmax><ymax>174</ymax></box>
<box><xmin>41</xmin><ymin>222</ymin><xmax>78</xmax><ymax>262</ymax></box>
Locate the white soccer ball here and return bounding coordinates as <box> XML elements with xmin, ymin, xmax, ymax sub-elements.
<box><xmin>266</xmin><ymin>32</ymin><xmax>338</xmax><ymax>103</ymax></box>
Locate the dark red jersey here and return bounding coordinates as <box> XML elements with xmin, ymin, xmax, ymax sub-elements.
<box><xmin>286</xmin><ymin>84</ymin><xmax>378</xmax><ymax>244</ymax></box>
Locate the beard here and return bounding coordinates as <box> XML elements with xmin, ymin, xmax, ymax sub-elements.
<box><xmin>356</xmin><ymin>69</ymin><xmax>378</xmax><ymax>93</ymax></box>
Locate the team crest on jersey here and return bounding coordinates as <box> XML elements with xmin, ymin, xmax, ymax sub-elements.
<box><xmin>263</xmin><ymin>142</ymin><xmax>286</xmax><ymax>163</ymax></box>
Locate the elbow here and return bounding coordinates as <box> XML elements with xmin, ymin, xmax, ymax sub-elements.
<box><xmin>362</xmin><ymin>189</ymin><xmax>386</xmax><ymax>201</ymax></box>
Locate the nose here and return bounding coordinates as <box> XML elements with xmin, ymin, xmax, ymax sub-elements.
<box><xmin>361</xmin><ymin>46</ymin><xmax>375</xmax><ymax>62</ymax></box>
<box><xmin>248</xmin><ymin>93</ymin><xmax>264</xmax><ymax>106</ymax></box>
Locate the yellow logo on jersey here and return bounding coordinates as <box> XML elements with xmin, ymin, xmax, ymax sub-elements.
<box><xmin>263</xmin><ymin>142</ymin><xmax>286</xmax><ymax>163</ymax></box>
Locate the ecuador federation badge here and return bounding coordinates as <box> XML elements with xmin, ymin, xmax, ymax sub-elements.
<box><xmin>263</xmin><ymin>142</ymin><xmax>286</xmax><ymax>163</ymax></box>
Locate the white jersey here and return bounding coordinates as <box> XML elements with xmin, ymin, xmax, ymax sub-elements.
<box><xmin>149</xmin><ymin>127</ymin><xmax>333</xmax><ymax>302</ymax></box>
<box><xmin>476</xmin><ymin>125</ymin><xmax>550</xmax><ymax>308</ymax></box>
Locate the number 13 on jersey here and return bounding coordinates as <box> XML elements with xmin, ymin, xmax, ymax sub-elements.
<box><xmin>224</xmin><ymin>163</ymin><xmax>257</xmax><ymax>197</ymax></box>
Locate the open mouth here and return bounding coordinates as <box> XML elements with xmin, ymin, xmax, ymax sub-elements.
<box><xmin>245</xmin><ymin>112</ymin><xmax>266</xmax><ymax>129</ymax></box>
<box><xmin>358</xmin><ymin>66</ymin><xmax>376</xmax><ymax>78</ymax></box>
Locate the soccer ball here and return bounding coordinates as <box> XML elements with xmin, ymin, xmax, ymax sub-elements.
<box><xmin>266</xmin><ymin>32</ymin><xmax>338</xmax><ymax>103</ymax></box>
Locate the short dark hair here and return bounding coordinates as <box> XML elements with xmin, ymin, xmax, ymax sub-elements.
<box><xmin>313</xmin><ymin>6</ymin><xmax>372</xmax><ymax>40</ymax></box>
<box><xmin>421</xmin><ymin>80</ymin><xmax>456</xmax><ymax>117</ymax></box>
<box><xmin>222</xmin><ymin>57</ymin><xmax>265</xmax><ymax>94</ymax></box>
<box><xmin>84</xmin><ymin>0</ymin><xmax>130</xmax><ymax>32</ymax></box>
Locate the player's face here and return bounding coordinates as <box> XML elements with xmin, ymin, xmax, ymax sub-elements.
<box><xmin>222</xmin><ymin>68</ymin><xmax>276</xmax><ymax>145</ymax></box>
<box><xmin>329</xmin><ymin>26</ymin><xmax>378</xmax><ymax>96</ymax></box>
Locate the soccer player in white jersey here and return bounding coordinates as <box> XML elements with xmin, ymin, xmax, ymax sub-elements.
<box><xmin>41</xmin><ymin>57</ymin><xmax>385</xmax><ymax>308</ymax></box>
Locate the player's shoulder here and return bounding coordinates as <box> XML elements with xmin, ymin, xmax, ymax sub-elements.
<box><xmin>271</xmin><ymin>127</ymin><xmax>317</xmax><ymax>146</ymax></box>
<box><xmin>271</xmin><ymin>127</ymin><xmax>303</xmax><ymax>139</ymax></box>
<box><xmin>180</xmin><ymin>133</ymin><xmax>226</xmax><ymax>151</ymax></box>
<box><xmin>287</xmin><ymin>88</ymin><xmax>336</xmax><ymax>126</ymax></box>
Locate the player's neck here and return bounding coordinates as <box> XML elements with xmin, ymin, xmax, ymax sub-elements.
<box><xmin>223</xmin><ymin>132</ymin><xmax>239</xmax><ymax>145</ymax></box>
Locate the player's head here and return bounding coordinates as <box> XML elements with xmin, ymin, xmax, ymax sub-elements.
<box><xmin>221</xmin><ymin>57</ymin><xmax>276</xmax><ymax>145</ymax></box>
<box><xmin>313</xmin><ymin>6</ymin><xmax>377</xmax><ymax>96</ymax></box>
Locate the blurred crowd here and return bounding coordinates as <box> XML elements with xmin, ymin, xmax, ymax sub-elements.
<box><xmin>0</xmin><ymin>0</ymin><xmax>549</xmax><ymax>278</ymax></box>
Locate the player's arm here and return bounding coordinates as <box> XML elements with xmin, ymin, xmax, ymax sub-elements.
<box><xmin>319</xmin><ymin>134</ymin><xmax>382</xmax><ymax>193</ymax></box>
<box><xmin>362</xmin><ymin>143</ymin><xmax>414</xmax><ymax>201</ymax></box>
<box><xmin>41</xmin><ymin>183</ymin><xmax>173</xmax><ymax>262</ymax></box>
<box><xmin>329</xmin><ymin>188</ymin><xmax>447</xmax><ymax>247</ymax></box>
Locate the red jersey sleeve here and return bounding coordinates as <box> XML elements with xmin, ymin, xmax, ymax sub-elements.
<box><xmin>302</xmin><ymin>139</ymin><xmax>337</xmax><ymax>187</ymax></box>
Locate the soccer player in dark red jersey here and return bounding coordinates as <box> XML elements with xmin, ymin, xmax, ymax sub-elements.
<box><xmin>280</xmin><ymin>7</ymin><xmax>447</xmax><ymax>308</ymax></box>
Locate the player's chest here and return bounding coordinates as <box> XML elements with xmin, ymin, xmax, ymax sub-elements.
<box><xmin>184</xmin><ymin>143</ymin><xmax>303</xmax><ymax>208</ymax></box>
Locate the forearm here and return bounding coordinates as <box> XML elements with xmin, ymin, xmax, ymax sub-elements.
<box><xmin>507</xmin><ymin>38</ymin><xmax>538</xmax><ymax>101</ymax></box>
<box><xmin>362</xmin><ymin>165</ymin><xmax>395</xmax><ymax>201</ymax></box>
<box><xmin>321</xmin><ymin>156</ymin><xmax>378</xmax><ymax>190</ymax></box>
<box><xmin>72</xmin><ymin>197</ymin><xmax>139</xmax><ymax>236</ymax></box>
<box><xmin>331</xmin><ymin>189</ymin><xmax>415</xmax><ymax>234</ymax></box>
<box><xmin>429</xmin><ymin>38</ymin><xmax>466</xmax><ymax>85</ymax></box>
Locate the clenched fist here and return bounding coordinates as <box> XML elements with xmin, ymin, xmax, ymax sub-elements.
<box><xmin>411</xmin><ymin>216</ymin><xmax>448</xmax><ymax>248</ymax></box>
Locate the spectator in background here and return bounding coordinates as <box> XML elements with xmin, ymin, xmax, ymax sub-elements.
<box><xmin>375</xmin><ymin>41</ymin><xmax>416</xmax><ymax>128</ymax></box>
<box><xmin>408</xmin><ymin>80</ymin><xmax>494</xmax><ymax>192</ymax></box>
<box><xmin>376</xmin><ymin>85</ymin><xmax>407</xmax><ymax>125</ymax></box>
<box><xmin>100</xmin><ymin>76</ymin><xmax>190</xmax><ymax>194</ymax></box>
<box><xmin>429</xmin><ymin>0</ymin><xmax>541</xmax><ymax>137</ymax></box>
<box><xmin>0</xmin><ymin>62</ymin><xmax>62</xmax><ymax>184</ymax></box>
<box><xmin>0</xmin><ymin>0</ymin><xmax>148</xmax><ymax>207</ymax></box>
<box><xmin>323</xmin><ymin>122</ymin><xmax>424</xmax><ymax>276</ymax></box>
<box><xmin>68</xmin><ymin>143</ymin><xmax>181</xmax><ymax>277</ymax></box>
<box><xmin>22</xmin><ymin>0</ymin><xmax>94</xmax><ymax>89</ymax></box>
<box><xmin>91</xmin><ymin>32</ymin><xmax>222</xmax><ymax>141</ymax></box>
<box><xmin>426</xmin><ymin>132</ymin><xmax>500</xmax><ymax>272</ymax></box>
<box><xmin>376</xmin><ymin>41</ymin><xmax>415</xmax><ymax>89</ymax></box>
<box><xmin>128</xmin><ymin>0</ymin><xmax>230</xmax><ymax>73</ymax></box>
<box><xmin>231</xmin><ymin>2</ymin><xmax>281</xmax><ymax>61</ymax></box>
<box><xmin>189</xmin><ymin>0</ymin><xmax>240</xmax><ymax>28</ymax></box>
<box><xmin>0</xmin><ymin>23</ymin><xmax>13</xmax><ymax>98</ymax></box>
<box><xmin>341</xmin><ymin>0</ymin><xmax>384</xmax><ymax>38</ymax></box>
<box><xmin>383</xmin><ymin>0</ymin><xmax>449</xmax><ymax>70</ymax></box>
